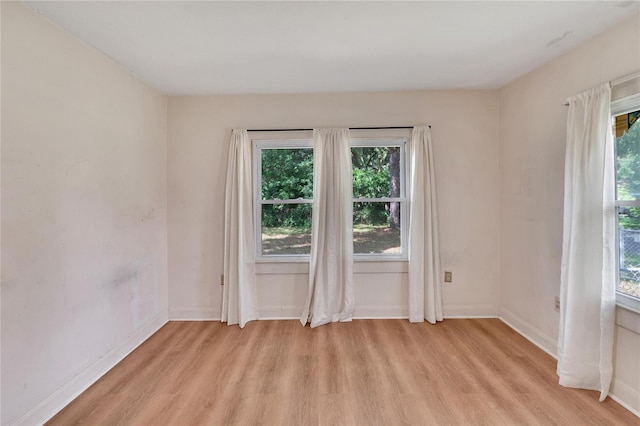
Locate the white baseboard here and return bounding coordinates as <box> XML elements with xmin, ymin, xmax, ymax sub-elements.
<box><xmin>610</xmin><ymin>373</ymin><xmax>640</xmax><ymax>417</ymax></box>
<box><xmin>260</xmin><ymin>305</ymin><xmax>412</xmax><ymax>320</ymax></box>
<box><xmin>260</xmin><ymin>305</ymin><xmax>410</xmax><ymax>320</ymax></box>
<box><xmin>11</xmin><ymin>311</ymin><xmax>168</xmax><ymax>426</ymax></box>
<box><xmin>499</xmin><ymin>307</ymin><xmax>557</xmax><ymax>358</ymax></box>
<box><xmin>169</xmin><ymin>305</ymin><xmax>409</xmax><ymax>321</ymax></box>
<box><xmin>169</xmin><ymin>304</ymin><xmax>500</xmax><ymax>321</ymax></box>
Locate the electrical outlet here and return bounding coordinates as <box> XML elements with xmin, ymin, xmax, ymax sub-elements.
<box><xmin>444</xmin><ymin>271</ymin><xmax>453</xmax><ymax>283</ymax></box>
<box><xmin>554</xmin><ymin>296</ymin><xmax>560</xmax><ymax>313</ymax></box>
<box><xmin>220</xmin><ymin>274</ymin><xmax>224</xmax><ymax>286</ymax></box>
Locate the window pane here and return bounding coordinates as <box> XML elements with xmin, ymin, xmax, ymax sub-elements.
<box><xmin>616</xmin><ymin>109</ymin><xmax>640</xmax><ymax>298</ymax></box>
<box><xmin>353</xmin><ymin>202</ymin><xmax>401</xmax><ymax>254</ymax></box>
<box><xmin>261</xmin><ymin>204</ymin><xmax>312</xmax><ymax>255</ymax></box>
<box><xmin>352</xmin><ymin>146</ymin><xmax>401</xmax><ymax>198</ymax></box>
<box><xmin>261</xmin><ymin>148</ymin><xmax>313</xmax><ymax>200</ymax></box>
<box><xmin>615</xmin><ymin>110</ymin><xmax>640</xmax><ymax>202</ymax></box>
<box><xmin>619</xmin><ymin>207</ymin><xmax>640</xmax><ymax>298</ymax></box>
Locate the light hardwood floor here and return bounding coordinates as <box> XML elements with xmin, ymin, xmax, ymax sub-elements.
<box><xmin>47</xmin><ymin>319</ymin><xmax>638</xmax><ymax>425</ymax></box>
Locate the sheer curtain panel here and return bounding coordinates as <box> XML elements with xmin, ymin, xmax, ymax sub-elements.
<box><xmin>558</xmin><ymin>83</ymin><xmax>616</xmax><ymax>401</ymax></box>
<box><xmin>223</xmin><ymin>129</ymin><xmax>259</xmax><ymax>328</ymax></box>
<box><xmin>408</xmin><ymin>126</ymin><xmax>443</xmax><ymax>324</ymax></box>
<box><xmin>300</xmin><ymin>128</ymin><xmax>354</xmax><ymax>327</ymax></box>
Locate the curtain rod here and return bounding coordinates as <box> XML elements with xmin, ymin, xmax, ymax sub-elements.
<box><xmin>562</xmin><ymin>71</ymin><xmax>640</xmax><ymax>106</ymax></box>
<box><xmin>611</xmin><ymin>71</ymin><xmax>640</xmax><ymax>87</ymax></box>
<box><xmin>246</xmin><ymin>125</ymin><xmax>429</xmax><ymax>132</ymax></box>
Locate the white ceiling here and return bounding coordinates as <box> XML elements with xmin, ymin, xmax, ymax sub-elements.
<box><xmin>25</xmin><ymin>1</ymin><xmax>640</xmax><ymax>95</ymax></box>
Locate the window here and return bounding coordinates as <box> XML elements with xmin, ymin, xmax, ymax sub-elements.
<box><xmin>612</xmin><ymin>95</ymin><xmax>640</xmax><ymax>310</ymax></box>
<box><xmin>255</xmin><ymin>139</ymin><xmax>314</xmax><ymax>259</ymax></box>
<box><xmin>351</xmin><ymin>138</ymin><xmax>407</xmax><ymax>257</ymax></box>
<box><xmin>253</xmin><ymin>133</ymin><xmax>409</xmax><ymax>261</ymax></box>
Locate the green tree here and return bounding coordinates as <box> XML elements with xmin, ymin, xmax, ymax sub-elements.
<box><xmin>388</xmin><ymin>147</ymin><xmax>400</xmax><ymax>229</ymax></box>
<box><xmin>352</xmin><ymin>147</ymin><xmax>399</xmax><ymax>226</ymax></box>
<box><xmin>261</xmin><ymin>145</ymin><xmax>401</xmax><ymax>229</ymax></box>
<box><xmin>261</xmin><ymin>148</ymin><xmax>313</xmax><ymax>228</ymax></box>
<box><xmin>617</xmin><ymin>117</ymin><xmax>640</xmax><ymax>230</ymax></box>
<box><xmin>616</xmin><ymin>117</ymin><xmax>640</xmax><ymax>199</ymax></box>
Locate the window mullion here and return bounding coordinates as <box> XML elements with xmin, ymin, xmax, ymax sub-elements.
<box><xmin>261</xmin><ymin>199</ymin><xmax>313</xmax><ymax>205</ymax></box>
<box><xmin>353</xmin><ymin>197</ymin><xmax>405</xmax><ymax>203</ymax></box>
<box><xmin>616</xmin><ymin>200</ymin><xmax>640</xmax><ymax>207</ymax></box>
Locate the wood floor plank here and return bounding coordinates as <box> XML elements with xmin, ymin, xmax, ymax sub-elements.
<box><xmin>46</xmin><ymin>319</ymin><xmax>639</xmax><ymax>426</ymax></box>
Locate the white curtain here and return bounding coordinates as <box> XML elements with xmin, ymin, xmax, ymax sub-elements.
<box><xmin>558</xmin><ymin>83</ymin><xmax>616</xmax><ymax>401</ymax></box>
<box><xmin>222</xmin><ymin>129</ymin><xmax>259</xmax><ymax>328</ymax></box>
<box><xmin>408</xmin><ymin>126</ymin><xmax>443</xmax><ymax>324</ymax></box>
<box><xmin>300</xmin><ymin>128</ymin><xmax>354</xmax><ymax>327</ymax></box>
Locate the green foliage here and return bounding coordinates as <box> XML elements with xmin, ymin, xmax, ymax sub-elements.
<box><xmin>616</xmin><ymin>117</ymin><xmax>640</xmax><ymax>200</ymax></box>
<box><xmin>354</xmin><ymin>202</ymin><xmax>389</xmax><ymax>225</ymax></box>
<box><xmin>260</xmin><ymin>145</ymin><xmax>401</xmax><ymax>229</ymax></box>
<box><xmin>352</xmin><ymin>165</ymin><xmax>391</xmax><ymax>197</ymax></box>
<box><xmin>262</xmin><ymin>203</ymin><xmax>312</xmax><ymax>228</ymax></box>
<box><xmin>261</xmin><ymin>148</ymin><xmax>313</xmax><ymax>227</ymax></box>
<box><xmin>620</xmin><ymin>218</ymin><xmax>640</xmax><ymax>230</ymax></box>
<box><xmin>620</xmin><ymin>211</ymin><xmax>640</xmax><ymax>230</ymax></box>
<box><xmin>352</xmin><ymin>147</ymin><xmax>400</xmax><ymax>227</ymax></box>
<box><xmin>262</xmin><ymin>148</ymin><xmax>313</xmax><ymax>200</ymax></box>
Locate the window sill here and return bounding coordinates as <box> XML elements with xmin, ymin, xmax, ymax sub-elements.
<box><xmin>255</xmin><ymin>260</ymin><xmax>408</xmax><ymax>275</ymax></box>
<box><xmin>616</xmin><ymin>292</ymin><xmax>640</xmax><ymax>315</ymax></box>
<box><xmin>616</xmin><ymin>293</ymin><xmax>640</xmax><ymax>334</ymax></box>
<box><xmin>256</xmin><ymin>256</ymin><xmax>408</xmax><ymax>263</ymax></box>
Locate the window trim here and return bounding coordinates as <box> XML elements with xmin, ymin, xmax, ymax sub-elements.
<box><xmin>252</xmin><ymin>133</ymin><xmax>411</xmax><ymax>262</ymax></box>
<box><xmin>611</xmin><ymin>95</ymin><xmax>640</xmax><ymax>313</ymax></box>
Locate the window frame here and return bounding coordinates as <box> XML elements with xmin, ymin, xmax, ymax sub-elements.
<box><xmin>350</xmin><ymin>137</ymin><xmax>409</xmax><ymax>261</ymax></box>
<box><xmin>253</xmin><ymin>137</ymin><xmax>314</xmax><ymax>262</ymax></box>
<box><xmin>251</xmin><ymin>130</ymin><xmax>411</xmax><ymax>263</ymax></box>
<box><xmin>611</xmin><ymin>93</ymin><xmax>640</xmax><ymax>313</ymax></box>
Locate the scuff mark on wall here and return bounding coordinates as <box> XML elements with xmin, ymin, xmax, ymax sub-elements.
<box><xmin>108</xmin><ymin>258</ymin><xmax>160</xmax><ymax>330</ymax></box>
<box><xmin>110</xmin><ymin>267</ymin><xmax>139</xmax><ymax>287</ymax></box>
<box><xmin>139</xmin><ymin>208</ymin><xmax>155</xmax><ymax>223</ymax></box>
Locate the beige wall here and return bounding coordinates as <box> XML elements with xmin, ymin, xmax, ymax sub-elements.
<box><xmin>499</xmin><ymin>12</ymin><xmax>640</xmax><ymax>412</ymax></box>
<box><xmin>1</xmin><ymin>3</ymin><xmax>168</xmax><ymax>424</ymax></box>
<box><xmin>168</xmin><ymin>90</ymin><xmax>500</xmax><ymax>320</ymax></box>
